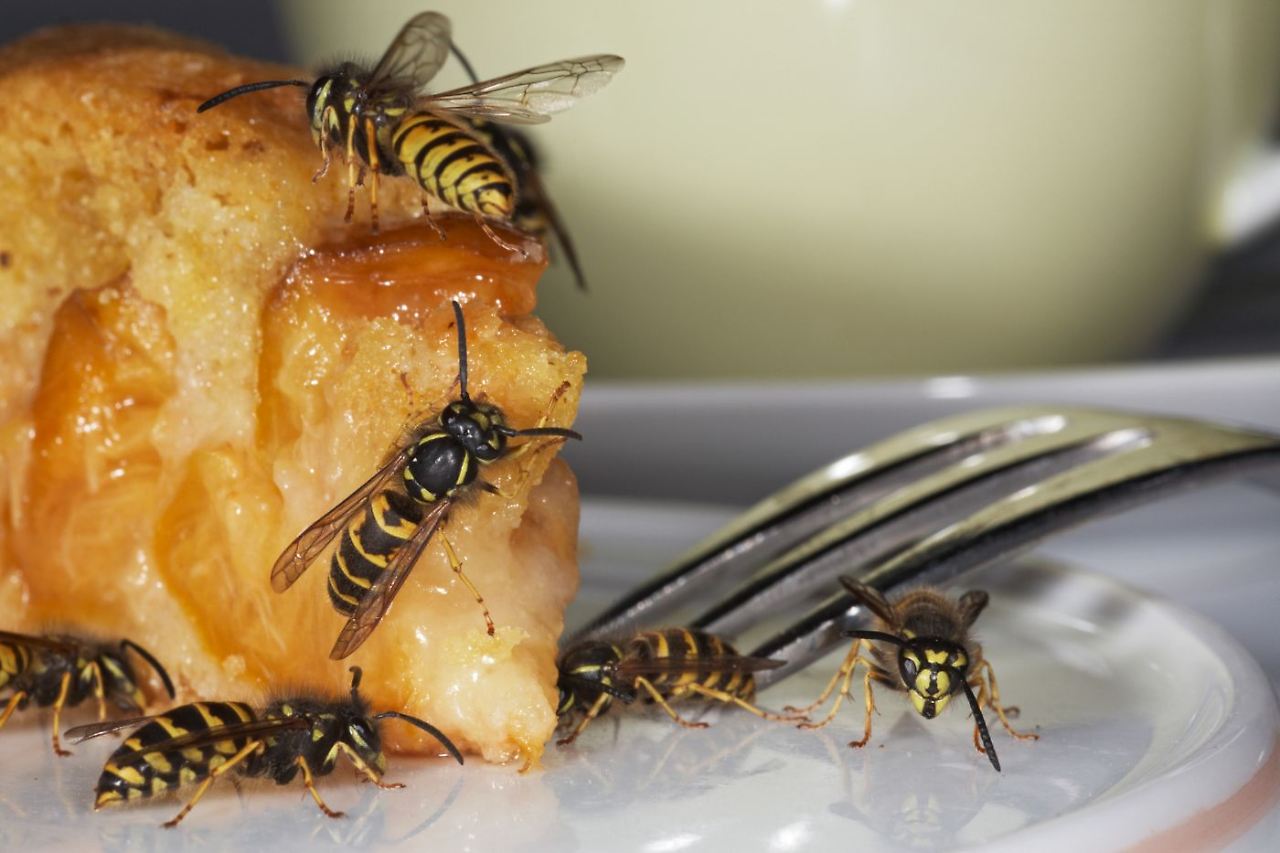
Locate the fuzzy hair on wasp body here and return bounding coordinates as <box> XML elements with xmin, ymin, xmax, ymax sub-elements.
<box><xmin>67</xmin><ymin>666</ymin><xmax>462</xmax><ymax>828</ymax></box>
<box><xmin>269</xmin><ymin>300</ymin><xmax>581</xmax><ymax>660</ymax></box>
<box><xmin>196</xmin><ymin>11</ymin><xmax>622</xmax><ymax>246</ymax></box>
<box><xmin>0</xmin><ymin>629</ymin><xmax>174</xmax><ymax>757</ymax></box>
<box><xmin>789</xmin><ymin>577</ymin><xmax>1039</xmax><ymax>772</ymax></box>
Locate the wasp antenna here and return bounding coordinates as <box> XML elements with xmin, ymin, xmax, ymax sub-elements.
<box><xmin>119</xmin><ymin>639</ymin><xmax>176</xmax><ymax>699</ymax></box>
<box><xmin>504</xmin><ymin>425</ymin><xmax>583</xmax><ymax>441</ymax></box>
<box><xmin>842</xmin><ymin>629</ymin><xmax>908</xmax><ymax>647</ymax></box>
<box><xmin>374</xmin><ymin>711</ymin><xmax>464</xmax><ymax>765</ymax></box>
<box><xmin>348</xmin><ymin>665</ymin><xmax>364</xmax><ymax>700</ymax></box>
<box><xmin>196</xmin><ymin>79</ymin><xmax>311</xmax><ymax>113</ymax></box>
<box><xmin>450</xmin><ymin>300</ymin><xmax>470</xmax><ymax>401</ymax></box>
<box><xmin>962</xmin><ymin>679</ymin><xmax>1001</xmax><ymax>772</ymax></box>
<box><xmin>450</xmin><ymin>43</ymin><xmax>482</xmax><ymax>86</ymax></box>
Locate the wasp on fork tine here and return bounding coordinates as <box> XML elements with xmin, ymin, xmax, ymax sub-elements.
<box><xmin>69</xmin><ymin>666</ymin><xmax>462</xmax><ymax>828</ymax></box>
<box><xmin>556</xmin><ymin>628</ymin><xmax>800</xmax><ymax>746</ymax></box>
<box><xmin>270</xmin><ymin>300</ymin><xmax>582</xmax><ymax>660</ymax></box>
<box><xmin>789</xmin><ymin>577</ymin><xmax>1038</xmax><ymax>772</ymax></box>
<box><xmin>0</xmin><ymin>630</ymin><xmax>175</xmax><ymax>757</ymax></box>
<box><xmin>196</xmin><ymin>11</ymin><xmax>623</xmax><ymax>245</ymax></box>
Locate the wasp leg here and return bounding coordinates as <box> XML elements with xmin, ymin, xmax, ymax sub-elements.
<box><xmin>314</xmin><ymin>106</ymin><xmax>340</xmax><ymax>183</ymax></box>
<box><xmin>0</xmin><ymin>690</ymin><xmax>27</xmax><ymax>730</ymax></box>
<box><xmin>297</xmin><ymin>754</ymin><xmax>346</xmax><ymax>819</ymax></box>
<box><xmin>503</xmin><ymin>380</ymin><xmax>576</xmax><ymax>493</ymax></box>
<box><xmin>50</xmin><ymin>671</ymin><xmax>73</xmax><ymax>756</ymax></box>
<box><xmin>557</xmin><ymin>692</ymin><xmax>611</xmax><ymax>746</ymax></box>
<box><xmin>684</xmin><ymin>683</ymin><xmax>804</xmax><ymax>723</ymax></box>
<box><xmin>89</xmin><ymin>661</ymin><xmax>107</xmax><ymax>721</ymax></box>
<box><xmin>161</xmin><ymin>739</ymin><xmax>263</xmax><ymax>828</ymax></box>
<box><xmin>475</xmin><ymin>215</ymin><xmax>527</xmax><ymax>257</ymax></box>
<box><xmin>439</xmin><ymin>531</ymin><xmax>495</xmax><ymax>636</ymax></box>
<box><xmin>336</xmin><ymin>741</ymin><xmax>403</xmax><ymax>790</ymax></box>
<box><xmin>420</xmin><ymin>198</ymin><xmax>447</xmax><ymax>240</ymax></box>
<box><xmin>972</xmin><ymin>660</ymin><xmax>1038</xmax><ymax>741</ymax></box>
<box><xmin>365</xmin><ymin>119</ymin><xmax>381</xmax><ymax>234</ymax></box>
<box><xmin>344</xmin><ymin>115</ymin><xmax>359</xmax><ymax>223</ymax></box>
<box><xmin>786</xmin><ymin>639</ymin><xmax>867</xmax><ymax>717</ymax></box>
<box><xmin>634</xmin><ymin>677</ymin><xmax>708</xmax><ymax>730</ymax></box>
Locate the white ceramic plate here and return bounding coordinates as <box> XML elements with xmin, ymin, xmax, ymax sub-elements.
<box><xmin>2</xmin><ymin>496</ymin><xmax>1277</xmax><ymax>852</ymax></box>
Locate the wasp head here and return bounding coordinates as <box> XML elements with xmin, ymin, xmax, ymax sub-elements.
<box><xmin>898</xmin><ymin>640</ymin><xmax>970</xmax><ymax>719</ymax></box>
<box><xmin>441</xmin><ymin>398</ymin><xmax>508</xmax><ymax>463</ymax></box>
<box><xmin>556</xmin><ymin>641</ymin><xmax>624</xmax><ymax>715</ymax></box>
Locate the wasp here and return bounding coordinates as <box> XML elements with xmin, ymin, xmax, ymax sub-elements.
<box><xmin>449</xmin><ymin>44</ymin><xmax>588</xmax><ymax>290</ymax></box>
<box><xmin>69</xmin><ymin>666</ymin><xmax>461</xmax><ymax>828</ymax></box>
<box><xmin>271</xmin><ymin>300</ymin><xmax>581</xmax><ymax>660</ymax></box>
<box><xmin>556</xmin><ymin>628</ymin><xmax>796</xmax><ymax>745</ymax></box>
<box><xmin>789</xmin><ymin>577</ymin><xmax>1038</xmax><ymax>772</ymax></box>
<box><xmin>197</xmin><ymin>11</ymin><xmax>623</xmax><ymax>244</ymax></box>
<box><xmin>0</xmin><ymin>630</ymin><xmax>174</xmax><ymax>757</ymax></box>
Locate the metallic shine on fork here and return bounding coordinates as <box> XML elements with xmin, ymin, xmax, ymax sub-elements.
<box><xmin>571</xmin><ymin>406</ymin><xmax>1280</xmax><ymax>689</ymax></box>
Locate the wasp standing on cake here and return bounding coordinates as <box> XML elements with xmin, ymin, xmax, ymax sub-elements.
<box><xmin>556</xmin><ymin>628</ymin><xmax>796</xmax><ymax>745</ymax></box>
<box><xmin>0</xmin><ymin>630</ymin><xmax>174</xmax><ymax>756</ymax></box>
<box><xmin>196</xmin><ymin>11</ymin><xmax>623</xmax><ymax>244</ymax></box>
<box><xmin>69</xmin><ymin>666</ymin><xmax>461</xmax><ymax>828</ymax></box>
<box><xmin>270</xmin><ymin>301</ymin><xmax>581</xmax><ymax>660</ymax></box>
<box><xmin>789</xmin><ymin>577</ymin><xmax>1038</xmax><ymax>772</ymax></box>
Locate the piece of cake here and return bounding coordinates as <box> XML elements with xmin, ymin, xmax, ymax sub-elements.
<box><xmin>0</xmin><ymin>24</ymin><xmax>584</xmax><ymax>766</ymax></box>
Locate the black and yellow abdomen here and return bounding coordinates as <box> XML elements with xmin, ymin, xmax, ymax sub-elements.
<box><xmin>328</xmin><ymin>491</ymin><xmax>423</xmax><ymax>616</ymax></box>
<box><xmin>390</xmin><ymin>113</ymin><xmax>515</xmax><ymax>219</ymax></box>
<box><xmin>629</xmin><ymin>629</ymin><xmax>756</xmax><ymax>701</ymax></box>
<box><xmin>94</xmin><ymin>702</ymin><xmax>257</xmax><ymax>807</ymax></box>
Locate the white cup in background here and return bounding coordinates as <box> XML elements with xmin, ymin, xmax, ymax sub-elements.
<box><xmin>280</xmin><ymin>0</ymin><xmax>1280</xmax><ymax>379</ymax></box>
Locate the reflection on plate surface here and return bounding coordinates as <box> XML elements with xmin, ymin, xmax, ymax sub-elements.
<box><xmin>1</xmin><ymin>498</ymin><xmax>1275</xmax><ymax>851</ymax></box>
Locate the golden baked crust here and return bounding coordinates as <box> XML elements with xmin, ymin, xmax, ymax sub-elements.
<box><xmin>0</xmin><ymin>25</ymin><xmax>580</xmax><ymax>765</ymax></box>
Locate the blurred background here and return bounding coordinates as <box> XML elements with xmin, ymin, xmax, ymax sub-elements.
<box><xmin>6</xmin><ymin>0</ymin><xmax>1279</xmax><ymax>379</ymax></box>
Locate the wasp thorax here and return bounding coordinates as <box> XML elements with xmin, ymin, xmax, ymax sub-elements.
<box><xmin>899</xmin><ymin>642</ymin><xmax>968</xmax><ymax>720</ymax></box>
<box><xmin>441</xmin><ymin>400</ymin><xmax>507</xmax><ymax>462</ymax></box>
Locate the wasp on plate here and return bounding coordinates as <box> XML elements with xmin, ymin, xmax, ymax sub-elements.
<box><xmin>556</xmin><ymin>628</ymin><xmax>797</xmax><ymax>745</ymax></box>
<box><xmin>448</xmin><ymin>44</ymin><xmax>589</xmax><ymax>290</ymax></box>
<box><xmin>789</xmin><ymin>577</ymin><xmax>1038</xmax><ymax>772</ymax></box>
<box><xmin>270</xmin><ymin>300</ymin><xmax>581</xmax><ymax>660</ymax></box>
<box><xmin>70</xmin><ymin>666</ymin><xmax>461</xmax><ymax>828</ymax></box>
<box><xmin>197</xmin><ymin>11</ymin><xmax>623</xmax><ymax>244</ymax></box>
<box><xmin>0</xmin><ymin>630</ymin><xmax>174</xmax><ymax>756</ymax></box>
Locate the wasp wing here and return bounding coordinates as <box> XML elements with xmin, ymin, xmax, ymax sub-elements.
<box><xmin>65</xmin><ymin>714</ymin><xmax>168</xmax><ymax>743</ymax></box>
<box><xmin>613</xmin><ymin>655</ymin><xmax>785</xmax><ymax>680</ymax></box>
<box><xmin>367</xmin><ymin>11</ymin><xmax>453</xmax><ymax>95</ymax></box>
<box><xmin>427</xmin><ymin>55</ymin><xmax>624</xmax><ymax>125</ymax></box>
<box><xmin>269</xmin><ymin>445</ymin><xmax>413</xmax><ymax>593</ymax></box>
<box><xmin>80</xmin><ymin>716</ymin><xmax>309</xmax><ymax>759</ymax></box>
<box><xmin>329</xmin><ymin>500</ymin><xmax>451</xmax><ymax>660</ymax></box>
<box><xmin>838</xmin><ymin>577</ymin><xmax>900</xmax><ymax>629</ymax></box>
<box><xmin>0</xmin><ymin>630</ymin><xmax>77</xmax><ymax>656</ymax></box>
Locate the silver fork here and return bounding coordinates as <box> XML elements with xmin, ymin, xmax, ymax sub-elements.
<box><xmin>570</xmin><ymin>405</ymin><xmax>1280</xmax><ymax>689</ymax></box>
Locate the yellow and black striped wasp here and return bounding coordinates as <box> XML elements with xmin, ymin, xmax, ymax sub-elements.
<box><xmin>449</xmin><ymin>44</ymin><xmax>589</xmax><ymax>290</ymax></box>
<box><xmin>271</xmin><ymin>300</ymin><xmax>581</xmax><ymax>660</ymax></box>
<box><xmin>0</xmin><ymin>630</ymin><xmax>174</xmax><ymax>756</ymax></box>
<box><xmin>556</xmin><ymin>628</ymin><xmax>796</xmax><ymax>745</ymax></box>
<box><xmin>68</xmin><ymin>665</ymin><xmax>461</xmax><ymax>828</ymax></box>
<box><xmin>789</xmin><ymin>577</ymin><xmax>1038</xmax><ymax>772</ymax></box>
<box><xmin>197</xmin><ymin>11</ymin><xmax>623</xmax><ymax>244</ymax></box>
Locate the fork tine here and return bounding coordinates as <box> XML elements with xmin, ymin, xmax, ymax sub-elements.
<box><xmin>570</xmin><ymin>406</ymin><xmax>1094</xmax><ymax>643</ymax></box>
<box><xmin>746</xmin><ymin>409</ymin><xmax>1280</xmax><ymax>689</ymax></box>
